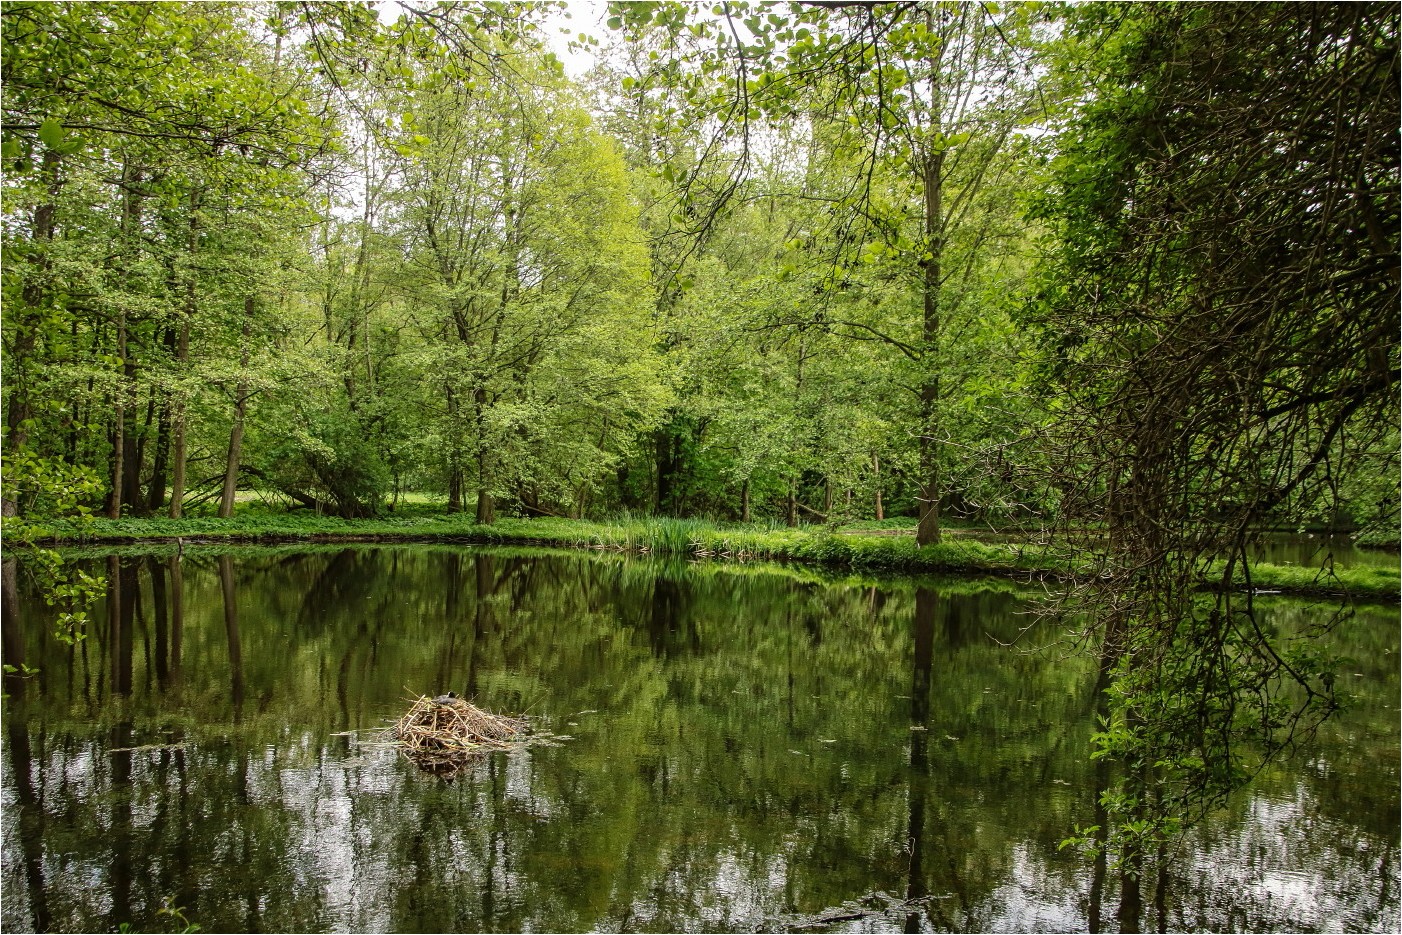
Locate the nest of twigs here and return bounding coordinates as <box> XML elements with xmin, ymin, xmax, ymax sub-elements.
<box><xmin>385</xmin><ymin>695</ymin><xmax>528</xmax><ymax>771</ymax></box>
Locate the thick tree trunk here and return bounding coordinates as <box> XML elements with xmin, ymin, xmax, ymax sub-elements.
<box><xmin>218</xmin><ymin>394</ymin><xmax>247</xmax><ymax>519</ymax></box>
<box><xmin>122</xmin><ymin>391</ymin><xmax>150</xmax><ymax>515</ymax></box>
<box><xmin>147</xmin><ymin>391</ymin><xmax>171</xmax><ymax>512</ymax></box>
<box><xmin>916</xmin><ymin>148</ymin><xmax>944</xmax><ymax>548</ymax></box>
<box><xmin>109</xmin><ymin>556</ymin><xmax>136</xmax><ymax>695</ymax></box>
<box><xmin>786</xmin><ymin>482</ymin><xmax>797</xmax><ymax>527</ymax></box>
<box><xmin>475</xmin><ymin>486</ymin><xmax>494</xmax><ymax>524</ymax></box>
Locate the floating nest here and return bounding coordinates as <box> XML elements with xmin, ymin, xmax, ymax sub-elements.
<box><xmin>384</xmin><ymin>694</ymin><xmax>528</xmax><ymax>774</ymax></box>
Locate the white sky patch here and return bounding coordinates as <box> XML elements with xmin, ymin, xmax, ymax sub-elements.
<box><xmin>547</xmin><ymin>0</ymin><xmax>606</xmax><ymax>78</ymax></box>
<box><xmin>373</xmin><ymin>0</ymin><xmax>604</xmax><ymax>78</ymax></box>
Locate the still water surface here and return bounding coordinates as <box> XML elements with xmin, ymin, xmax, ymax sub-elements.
<box><xmin>2</xmin><ymin>546</ymin><xmax>1397</xmax><ymax>933</ymax></box>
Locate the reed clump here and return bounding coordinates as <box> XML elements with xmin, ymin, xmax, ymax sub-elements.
<box><xmin>386</xmin><ymin>694</ymin><xmax>527</xmax><ymax>770</ymax></box>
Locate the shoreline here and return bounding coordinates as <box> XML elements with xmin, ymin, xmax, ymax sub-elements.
<box><xmin>13</xmin><ymin>514</ymin><xmax>1398</xmax><ymax>602</ymax></box>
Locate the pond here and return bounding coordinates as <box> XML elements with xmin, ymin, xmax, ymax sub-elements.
<box><xmin>2</xmin><ymin>546</ymin><xmax>1397</xmax><ymax>933</ymax></box>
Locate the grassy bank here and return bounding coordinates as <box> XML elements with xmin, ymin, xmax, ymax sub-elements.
<box><xmin>15</xmin><ymin>510</ymin><xmax>1397</xmax><ymax>601</ymax></box>
<box><xmin>22</xmin><ymin>511</ymin><xmax>1054</xmax><ymax>572</ymax></box>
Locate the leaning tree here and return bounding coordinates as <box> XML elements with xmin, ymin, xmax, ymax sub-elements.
<box><xmin>1035</xmin><ymin>0</ymin><xmax>1399</xmax><ymax>865</ymax></box>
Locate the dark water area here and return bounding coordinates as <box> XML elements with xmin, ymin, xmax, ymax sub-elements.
<box><xmin>1249</xmin><ymin>533</ymin><xmax>1399</xmax><ymax>570</ymax></box>
<box><xmin>1</xmin><ymin>546</ymin><xmax>1397</xmax><ymax>933</ymax></box>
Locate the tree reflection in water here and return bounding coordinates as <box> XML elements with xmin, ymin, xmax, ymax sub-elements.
<box><xmin>1</xmin><ymin>546</ymin><xmax>1396</xmax><ymax>933</ymax></box>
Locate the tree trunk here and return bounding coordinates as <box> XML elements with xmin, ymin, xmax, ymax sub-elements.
<box><xmin>168</xmin><ymin>316</ymin><xmax>190</xmax><ymax>518</ymax></box>
<box><xmin>904</xmin><ymin>587</ymin><xmax>937</xmax><ymax>929</ymax></box>
<box><xmin>109</xmin><ymin>556</ymin><xmax>135</xmax><ymax>695</ymax></box>
<box><xmin>148</xmin><ymin>556</ymin><xmax>169</xmax><ymax>687</ymax></box>
<box><xmin>472</xmin><ymin>387</ymin><xmax>493</xmax><ymax>525</ymax></box>
<box><xmin>446</xmin><ymin>384</ymin><xmax>463</xmax><ymax>512</ymax></box>
<box><xmin>475</xmin><ymin>486</ymin><xmax>495</xmax><ymax>524</ymax></box>
<box><xmin>448</xmin><ymin>468</ymin><xmax>463</xmax><ymax>512</ymax></box>
<box><xmin>218</xmin><ymin>394</ymin><xmax>247</xmax><ymax>519</ymax></box>
<box><xmin>873</xmin><ymin>454</ymin><xmax>884</xmax><ymax>521</ymax></box>
<box><xmin>2</xmin><ymin>559</ymin><xmax>25</xmax><ymax>699</ymax></box>
<box><xmin>655</xmin><ymin>424</ymin><xmax>675</xmax><ymax>514</ymax></box>
<box><xmin>219</xmin><ymin>556</ymin><xmax>244</xmax><ymax>718</ymax></box>
<box><xmin>218</xmin><ymin>296</ymin><xmax>253</xmax><ymax>519</ymax></box>
<box><xmin>786</xmin><ymin>482</ymin><xmax>797</xmax><ymax>527</ymax></box>
<box><xmin>107</xmin><ymin>310</ymin><xmax>128</xmax><ymax>519</ymax></box>
<box><xmin>147</xmin><ymin>386</ymin><xmax>171</xmax><ymax>512</ymax></box>
<box><xmin>741</xmin><ymin>478</ymin><xmax>751</xmax><ymax>523</ymax></box>
<box><xmin>167</xmin><ymin>555</ymin><xmax>183</xmax><ymax>681</ymax></box>
<box><xmin>122</xmin><ymin>390</ymin><xmax>150</xmax><ymax>515</ymax></box>
<box><xmin>915</xmin><ymin>146</ymin><xmax>944</xmax><ymax>548</ymax></box>
<box><xmin>108</xmin><ymin>163</ymin><xmax>146</xmax><ymax>519</ymax></box>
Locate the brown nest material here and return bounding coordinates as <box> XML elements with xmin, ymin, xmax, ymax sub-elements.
<box><xmin>386</xmin><ymin>695</ymin><xmax>528</xmax><ymax>769</ymax></box>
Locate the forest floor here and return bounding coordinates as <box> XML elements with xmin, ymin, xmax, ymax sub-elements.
<box><xmin>18</xmin><ymin>509</ymin><xmax>1398</xmax><ymax>602</ymax></box>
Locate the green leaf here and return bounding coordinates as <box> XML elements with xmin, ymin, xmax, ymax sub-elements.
<box><xmin>37</xmin><ymin>118</ymin><xmax>65</xmax><ymax>150</ymax></box>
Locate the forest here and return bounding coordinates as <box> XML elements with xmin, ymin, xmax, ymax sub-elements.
<box><xmin>2</xmin><ymin>0</ymin><xmax>1399</xmax><ymax>894</ymax></box>
<box><xmin>4</xmin><ymin>1</ymin><xmax>1397</xmax><ymax>539</ymax></box>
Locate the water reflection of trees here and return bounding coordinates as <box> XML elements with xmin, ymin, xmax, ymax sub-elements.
<box><xmin>1</xmin><ymin>548</ymin><xmax>1395</xmax><ymax>933</ymax></box>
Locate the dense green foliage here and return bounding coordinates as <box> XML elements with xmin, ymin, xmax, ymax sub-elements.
<box><xmin>2</xmin><ymin>0</ymin><xmax>1058</xmax><ymax>530</ymax></box>
<box><xmin>3</xmin><ymin>0</ymin><xmax>1397</xmax><ymax>883</ymax></box>
<box><xmin>4</xmin><ymin>1</ymin><xmax>1393</xmax><ymax>534</ymax></box>
<box><xmin>1032</xmin><ymin>1</ymin><xmax>1399</xmax><ymax>866</ymax></box>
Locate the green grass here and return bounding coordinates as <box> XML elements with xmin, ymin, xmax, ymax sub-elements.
<box><xmin>1220</xmin><ymin>561</ymin><xmax>1401</xmax><ymax>600</ymax></box>
<box><xmin>13</xmin><ymin>510</ymin><xmax>1397</xmax><ymax>601</ymax></box>
<box><xmin>1353</xmin><ymin>528</ymin><xmax>1401</xmax><ymax>549</ymax></box>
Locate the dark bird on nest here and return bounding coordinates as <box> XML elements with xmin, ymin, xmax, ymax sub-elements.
<box><xmin>432</xmin><ymin>691</ymin><xmax>458</xmax><ymax>705</ymax></box>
